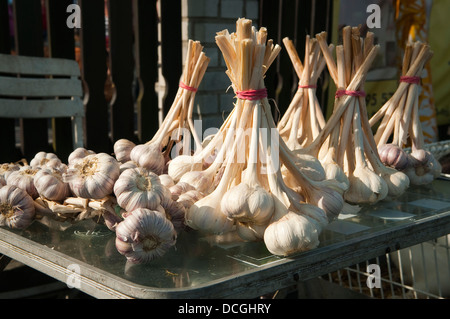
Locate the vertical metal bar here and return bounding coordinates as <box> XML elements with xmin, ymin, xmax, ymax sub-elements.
<box><xmin>376</xmin><ymin>257</ymin><xmax>385</xmax><ymax>299</ymax></box>
<box><xmin>407</xmin><ymin>248</ymin><xmax>418</xmax><ymax>299</ymax></box>
<box><xmin>420</xmin><ymin>242</ymin><xmax>430</xmax><ymax>297</ymax></box>
<box><xmin>432</xmin><ymin>241</ymin><xmax>442</xmax><ymax>297</ymax></box>
<box><xmin>78</xmin><ymin>0</ymin><xmax>110</xmax><ymax>153</ymax></box>
<box><xmin>386</xmin><ymin>253</ymin><xmax>396</xmax><ymax>298</ymax></box>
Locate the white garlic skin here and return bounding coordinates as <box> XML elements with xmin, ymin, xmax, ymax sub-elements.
<box><xmin>30</xmin><ymin>151</ymin><xmax>59</xmax><ymax>168</ymax></box>
<box><xmin>263</xmin><ymin>211</ymin><xmax>321</xmax><ymax>256</ymax></box>
<box><xmin>236</xmin><ymin>223</ymin><xmax>267</xmax><ymax>241</ymax></box>
<box><xmin>6</xmin><ymin>166</ymin><xmax>40</xmax><ymax>199</ymax></box>
<box><xmin>220</xmin><ymin>183</ymin><xmax>274</xmax><ymax>226</ymax></box>
<box><xmin>186</xmin><ymin>195</ymin><xmax>234</xmax><ymax>234</ymax></box>
<box><xmin>64</xmin><ymin>153</ymin><xmax>120</xmax><ymax>199</ymax></box>
<box><xmin>68</xmin><ymin>147</ymin><xmax>96</xmax><ymax>166</ymax></box>
<box><xmin>34</xmin><ymin>168</ymin><xmax>72</xmax><ymax>201</ymax></box>
<box><xmin>119</xmin><ymin>161</ymin><xmax>138</xmax><ymax>174</ymax></box>
<box><xmin>167</xmin><ymin>155</ymin><xmax>203</xmax><ymax>183</ymax></box>
<box><xmin>113</xmin><ymin>167</ymin><xmax>166</xmax><ymax>212</ymax></box>
<box><xmin>177</xmin><ymin>189</ymin><xmax>204</xmax><ymax>210</ymax></box>
<box><xmin>114</xmin><ymin>139</ymin><xmax>136</xmax><ymax>163</ymax></box>
<box><xmin>344</xmin><ymin>167</ymin><xmax>388</xmax><ymax>205</ymax></box>
<box><xmin>178</xmin><ymin>170</ymin><xmax>214</xmax><ymax>194</ymax></box>
<box><xmin>0</xmin><ymin>185</ymin><xmax>35</xmax><ymax>229</ymax></box>
<box><xmin>130</xmin><ymin>143</ymin><xmax>165</xmax><ymax>175</ymax></box>
<box><xmin>115</xmin><ymin>208</ymin><xmax>177</xmax><ymax>264</ymax></box>
<box><xmin>159</xmin><ymin>174</ymin><xmax>175</xmax><ymax>188</ymax></box>
<box><xmin>169</xmin><ymin>182</ymin><xmax>196</xmax><ymax>201</ymax></box>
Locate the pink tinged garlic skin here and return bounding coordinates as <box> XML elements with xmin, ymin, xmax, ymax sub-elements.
<box><xmin>178</xmin><ymin>170</ymin><xmax>215</xmax><ymax>194</ymax></box>
<box><xmin>63</xmin><ymin>153</ymin><xmax>120</xmax><ymax>199</ymax></box>
<box><xmin>169</xmin><ymin>182</ymin><xmax>196</xmax><ymax>201</ymax></box>
<box><xmin>115</xmin><ymin>208</ymin><xmax>177</xmax><ymax>264</ymax></box>
<box><xmin>29</xmin><ymin>151</ymin><xmax>60</xmax><ymax>168</ymax></box>
<box><xmin>114</xmin><ymin>139</ymin><xmax>136</xmax><ymax>163</ymax></box>
<box><xmin>130</xmin><ymin>143</ymin><xmax>165</xmax><ymax>175</ymax></box>
<box><xmin>0</xmin><ymin>185</ymin><xmax>35</xmax><ymax>229</ymax></box>
<box><xmin>34</xmin><ymin>168</ymin><xmax>72</xmax><ymax>201</ymax></box>
<box><xmin>6</xmin><ymin>166</ymin><xmax>40</xmax><ymax>199</ymax></box>
<box><xmin>162</xmin><ymin>199</ymin><xmax>187</xmax><ymax>233</ymax></box>
<box><xmin>113</xmin><ymin>167</ymin><xmax>166</xmax><ymax>212</ymax></box>
<box><xmin>378</xmin><ymin>144</ymin><xmax>410</xmax><ymax>171</ymax></box>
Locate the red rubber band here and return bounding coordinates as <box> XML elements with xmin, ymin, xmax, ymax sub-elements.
<box><xmin>335</xmin><ymin>89</ymin><xmax>366</xmax><ymax>98</ymax></box>
<box><xmin>236</xmin><ymin>88</ymin><xmax>268</xmax><ymax>101</ymax></box>
<box><xmin>179</xmin><ymin>81</ymin><xmax>198</xmax><ymax>92</ymax></box>
<box><xmin>298</xmin><ymin>84</ymin><xmax>317</xmax><ymax>89</ymax></box>
<box><xmin>400</xmin><ymin>76</ymin><xmax>420</xmax><ymax>85</ymax></box>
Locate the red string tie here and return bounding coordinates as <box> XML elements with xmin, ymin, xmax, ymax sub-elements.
<box><xmin>236</xmin><ymin>88</ymin><xmax>268</xmax><ymax>101</ymax></box>
<box><xmin>179</xmin><ymin>81</ymin><xmax>198</xmax><ymax>92</ymax></box>
<box><xmin>400</xmin><ymin>76</ymin><xmax>421</xmax><ymax>85</ymax></box>
<box><xmin>335</xmin><ymin>90</ymin><xmax>366</xmax><ymax>98</ymax></box>
<box><xmin>298</xmin><ymin>84</ymin><xmax>317</xmax><ymax>89</ymax></box>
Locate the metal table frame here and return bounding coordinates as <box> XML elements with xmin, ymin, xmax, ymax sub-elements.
<box><xmin>1</xmin><ymin>179</ymin><xmax>450</xmax><ymax>299</ymax></box>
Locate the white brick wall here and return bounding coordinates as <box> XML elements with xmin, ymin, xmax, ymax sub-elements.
<box><xmin>181</xmin><ymin>0</ymin><xmax>260</xmax><ymax>136</ymax></box>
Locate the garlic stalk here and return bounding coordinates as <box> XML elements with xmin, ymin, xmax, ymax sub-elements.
<box><xmin>130</xmin><ymin>40</ymin><xmax>210</xmax><ymax>176</ymax></box>
<box><xmin>369</xmin><ymin>41</ymin><xmax>440</xmax><ymax>185</ymax></box>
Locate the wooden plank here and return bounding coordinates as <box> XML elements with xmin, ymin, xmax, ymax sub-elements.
<box><xmin>0</xmin><ymin>99</ymin><xmax>84</xmax><ymax>118</ymax></box>
<box><xmin>79</xmin><ymin>0</ymin><xmax>111</xmax><ymax>154</ymax></box>
<box><xmin>159</xmin><ymin>0</ymin><xmax>182</xmax><ymax>117</ymax></box>
<box><xmin>0</xmin><ymin>77</ymin><xmax>83</xmax><ymax>97</ymax></box>
<box><xmin>107</xmin><ymin>0</ymin><xmax>135</xmax><ymax>143</ymax></box>
<box><xmin>0</xmin><ymin>54</ymin><xmax>80</xmax><ymax>76</ymax></box>
<box><xmin>46</xmin><ymin>0</ymin><xmax>80</xmax><ymax>160</ymax></box>
<box><xmin>133</xmin><ymin>0</ymin><xmax>159</xmax><ymax>142</ymax></box>
<box><xmin>0</xmin><ymin>0</ymin><xmax>18</xmax><ymax>163</ymax></box>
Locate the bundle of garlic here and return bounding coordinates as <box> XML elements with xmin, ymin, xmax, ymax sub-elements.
<box><xmin>277</xmin><ymin>36</ymin><xmax>328</xmax><ymax>149</ymax></box>
<box><xmin>308</xmin><ymin>27</ymin><xmax>409</xmax><ymax>205</ymax></box>
<box><xmin>114</xmin><ymin>39</ymin><xmax>210</xmax><ymax>177</ymax></box>
<box><xmin>176</xmin><ymin>18</ymin><xmax>344</xmax><ymax>257</ymax></box>
<box><xmin>369</xmin><ymin>41</ymin><xmax>441</xmax><ymax>185</ymax></box>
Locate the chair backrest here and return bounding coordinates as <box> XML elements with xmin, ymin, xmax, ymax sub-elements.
<box><xmin>0</xmin><ymin>53</ymin><xmax>84</xmax><ymax>148</ymax></box>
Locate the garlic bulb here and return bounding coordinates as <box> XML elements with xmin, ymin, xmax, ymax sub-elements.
<box><xmin>167</xmin><ymin>154</ymin><xmax>203</xmax><ymax>183</ymax></box>
<box><xmin>177</xmin><ymin>189</ymin><xmax>204</xmax><ymax>210</ymax></box>
<box><xmin>159</xmin><ymin>174</ymin><xmax>175</xmax><ymax>188</ymax></box>
<box><xmin>114</xmin><ymin>139</ymin><xmax>136</xmax><ymax>163</ymax></box>
<box><xmin>263</xmin><ymin>208</ymin><xmax>321</xmax><ymax>256</ymax></box>
<box><xmin>119</xmin><ymin>161</ymin><xmax>138</xmax><ymax>173</ymax></box>
<box><xmin>68</xmin><ymin>147</ymin><xmax>96</xmax><ymax>166</ymax></box>
<box><xmin>115</xmin><ymin>208</ymin><xmax>177</xmax><ymax>264</ymax></box>
<box><xmin>30</xmin><ymin>151</ymin><xmax>60</xmax><ymax>168</ymax></box>
<box><xmin>113</xmin><ymin>167</ymin><xmax>167</xmax><ymax>212</ymax></box>
<box><xmin>6</xmin><ymin>165</ymin><xmax>40</xmax><ymax>199</ymax></box>
<box><xmin>162</xmin><ymin>199</ymin><xmax>186</xmax><ymax>233</ymax></box>
<box><xmin>63</xmin><ymin>153</ymin><xmax>120</xmax><ymax>199</ymax></box>
<box><xmin>169</xmin><ymin>182</ymin><xmax>196</xmax><ymax>201</ymax></box>
<box><xmin>129</xmin><ymin>143</ymin><xmax>165</xmax><ymax>175</ymax></box>
<box><xmin>378</xmin><ymin>144</ymin><xmax>410</xmax><ymax>171</ymax></box>
<box><xmin>34</xmin><ymin>168</ymin><xmax>72</xmax><ymax>201</ymax></box>
<box><xmin>0</xmin><ymin>163</ymin><xmax>20</xmax><ymax>180</ymax></box>
<box><xmin>0</xmin><ymin>185</ymin><xmax>35</xmax><ymax>229</ymax></box>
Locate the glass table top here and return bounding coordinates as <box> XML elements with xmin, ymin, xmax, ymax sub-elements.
<box><xmin>1</xmin><ymin>178</ymin><xmax>450</xmax><ymax>298</ymax></box>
